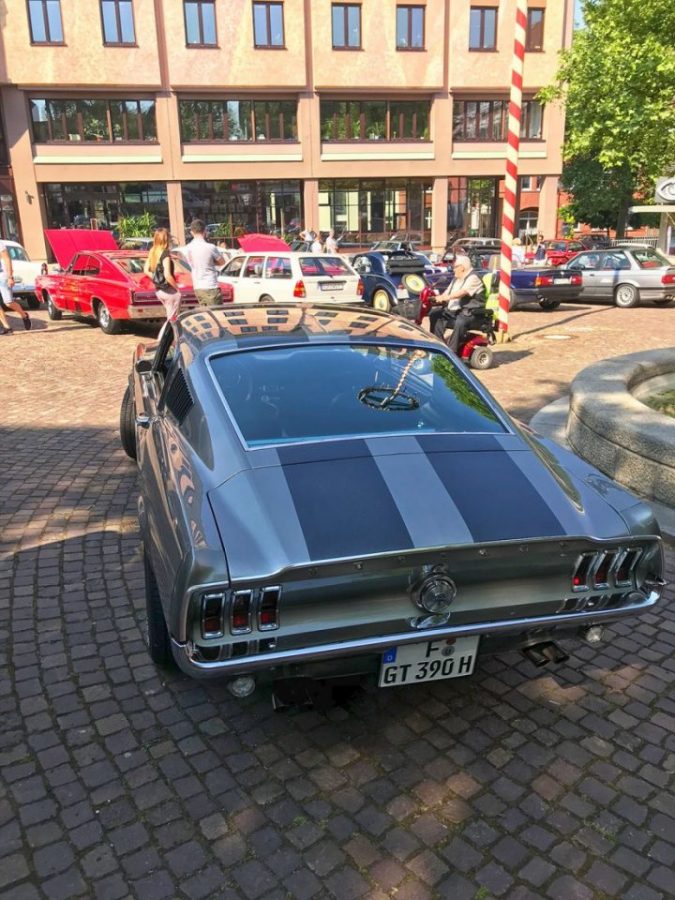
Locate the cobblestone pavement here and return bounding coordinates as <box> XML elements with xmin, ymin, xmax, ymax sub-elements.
<box><xmin>1</xmin><ymin>303</ymin><xmax>674</xmax><ymax>900</ymax></box>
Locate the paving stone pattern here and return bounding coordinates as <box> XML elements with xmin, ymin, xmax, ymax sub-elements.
<box><xmin>1</xmin><ymin>305</ymin><xmax>674</xmax><ymax>899</ymax></box>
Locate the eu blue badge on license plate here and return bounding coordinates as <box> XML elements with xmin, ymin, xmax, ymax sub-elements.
<box><xmin>382</xmin><ymin>647</ymin><xmax>397</xmax><ymax>664</ymax></box>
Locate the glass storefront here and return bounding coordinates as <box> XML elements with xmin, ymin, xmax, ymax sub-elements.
<box><xmin>448</xmin><ymin>177</ymin><xmax>503</xmax><ymax>240</ymax></box>
<box><xmin>181</xmin><ymin>180</ymin><xmax>303</xmax><ymax>237</ymax></box>
<box><xmin>318</xmin><ymin>179</ymin><xmax>432</xmax><ymax>245</ymax></box>
<box><xmin>42</xmin><ymin>182</ymin><xmax>169</xmax><ymax>232</ymax></box>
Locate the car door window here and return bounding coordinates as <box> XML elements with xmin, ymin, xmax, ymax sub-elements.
<box><xmin>70</xmin><ymin>254</ymin><xmax>92</xmax><ymax>276</ymax></box>
<box><xmin>601</xmin><ymin>251</ymin><xmax>630</xmax><ymax>271</ymax></box>
<box><xmin>569</xmin><ymin>253</ymin><xmax>598</xmax><ymax>270</ymax></box>
<box><xmin>7</xmin><ymin>246</ymin><xmax>29</xmax><ymax>262</ymax></box>
<box><xmin>224</xmin><ymin>256</ymin><xmax>245</xmax><ymax>277</ymax></box>
<box><xmin>632</xmin><ymin>247</ymin><xmax>666</xmax><ymax>269</ymax></box>
<box><xmin>264</xmin><ymin>257</ymin><xmax>292</xmax><ymax>279</ymax></box>
<box><xmin>243</xmin><ymin>256</ymin><xmax>265</xmax><ymax>278</ymax></box>
<box><xmin>353</xmin><ymin>256</ymin><xmax>371</xmax><ymax>274</ymax></box>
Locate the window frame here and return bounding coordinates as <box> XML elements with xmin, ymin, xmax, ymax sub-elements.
<box><xmin>252</xmin><ymin>1</ymin><xmax>285</xmax><ymax>49</ymax></box>
<box><xmin>452</xmin><ymin>98</ymin><xmax>543</xmax><ymax>142</ymax></box>
<box><xmin>183</xmin><ymin>0</ymin><xmax>218</xmax><ymax>48</ymax></box>
<box><xmin>100</xmin><ymin>0</ymin><xmax>136</xmax><ymax>46</ymax></box>
<box><xmin>331</xmin><ymin>3</ymin><xmax>361</xmax><ymax>50</ymax></box>
<box><xmin>27</xmin><ymin>0</ymin><xmax>65</xmax><ymax>45</ymax></box>
<box><xmin>469</xmin><ymin>6</ymin><xmax>497</xmax><ymax>52</ymax></box>
<box><xmin>178</xmin><ymin>97</ymin><xmax>298</xmax><ymax>143</ymax></box>
<box><xmin>29</xmin><ymin>96</ymin><xmax>158</xmax><ymax>144</ymax></box>
<box><xmin>320</xmin><ymin>99</ymin><xmax>431</xmax><ymax>142</ymax></box>
<box><xmin>525</xmin><ymin>7</ymin><xmax>545</xmax><ymax>52</ymax></box>
<box><xmin>395</xmin><ymin>5</ymin><xmax>425</xmax><ymax>51</ymax></box>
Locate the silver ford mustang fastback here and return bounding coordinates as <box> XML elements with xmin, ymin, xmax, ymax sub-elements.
<box><xmin>120</xmin><ymin>304</ymin><xmax>665</xmax><ymax>700</ymax></box>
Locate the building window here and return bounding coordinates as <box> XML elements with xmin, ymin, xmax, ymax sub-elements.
<box><xmin>318</xmin><ymin>178</ymin><xmax>432</xmax><ymax>245</ymax></box>
<box><xmin>520</xmin><ymin>176</ymin><xmax>542</xmax><ymax>191</ymax></box>
<box><xmin>181</xmin><ymin>180</ymin><xmax>302</xmax><ymax>236</ymax></box>
<box><xmin>101</xmin><ymin>0</ymin><xmax>135</xmax><ymax>45</ymax></box>
<box><xmin>526</xmin><ymin>8</ymin><xmax>544</xmax><ymax>51</ymax></box>
<box><xmin>27</xmin><ymin>0</ymin><xmax>64</xmax><ymax>44</ymax></box>
<box><xmin>469</xmin><ymin>7</ymin><xmax>497</xmax><ymax>50</ymax></box>
<box><xmin>184</xmin><ymin>0</ymin><xmax>216</xmax><ymax>46</ymax></box>
<box><xmin>453</xmin><ymin>99</ymin><xmax>542</xmax><ymax>141</ymax></box>
<box><xmin>43</xmin><ymin>182</ymin><xmax>169</xmax><ymax>230</ymax></box>
<box><xmin>332</xmin><ymin>4</ymin><xmax>361</xmax><ymax>49</ymax></box>
<box><xmin>320</xmin><ymin>100</ymin><xmax>430</xmax><ymax>141</ymax></box>
<box><xmin>30</xmin><ymin>98</ymin><xmax>157</xmax><ymax>143</ymax></box>
<box><xmin>179</xmin><ymin>99</ymin><xmax>297</xmax><ymax>142</ymax></box>
<box><xmin>253</xmin><ymin>2</ymin><xmax>284</xmax><ymax>48</ymax></box>
<box><xmin>396</xmin><ymin>5</ymin><xmax>424</xmax><ymax>50</ymax></box>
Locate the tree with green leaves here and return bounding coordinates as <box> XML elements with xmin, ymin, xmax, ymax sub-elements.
<box><xmin>541</xmin><ymin>0</ymin><xmax>675</xmax><ymax>236</ymax></box>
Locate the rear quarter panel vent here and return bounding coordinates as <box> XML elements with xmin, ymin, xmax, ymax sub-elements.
<box><xmin>165</xmin><ymin>368</ymin><xmax>194</xmax><ymax>425</ymax></box>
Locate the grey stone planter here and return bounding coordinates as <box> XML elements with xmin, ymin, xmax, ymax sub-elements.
<box><xmin>567</xmin><ymin>349</ymin><xmax>675</xmax><ymax>507</ymax></box>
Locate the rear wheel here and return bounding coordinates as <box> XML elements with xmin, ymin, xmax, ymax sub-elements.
<box><xmin>144</xmin><ymin>548</ymin><xmax>173</xmax><ymax>666</ymax></box>
<box><xmin>96</xmin><ymin>300</ymin><xmax>122</xmax><ymax>334</ymax></box>
<box><xmin>259</xmin><ymin>294</ymin><xmax>274</xmax><ymax>302</ymax></box>
<box><xmin>372</xmin><ymin>289</ymin><xmax>391</xmax><ymax>312</ymax></box>
<box><xmin>469</xmin><ymin>346</ymin><xmax>494</xmax><ymax>370</ymax></box>
<box><xmin>614</xmin><ymin>283</ymin><xmax>639</xmax><ymax>309</ymax></box>
<box><xmin>538</xmin><ymin>298</ymin><xmax>561</xmax><ymax>311</ymax></box>
<box><xmin>119</xmin><ymin>385</ymin><xmax>137</xmax><ymax>460</ymax></box>
<box><xmin>46</xmin><ymin>293</ymin><xmax>62</xmax><ymax>321</ymax></box>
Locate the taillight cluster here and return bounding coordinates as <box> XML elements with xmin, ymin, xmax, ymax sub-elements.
<box><xmin>570</xmin><ymin>274</ymin><xmax>582</xmax><ymax>286</ymax></box>
<box><xmin>661</xmin><ymin>272</ymin><xmax>675</xmax><ymax>285</ymax></box>
<box><xmin>293</xmin><ymin>280</ymin><xmax>306</xmax><ymax>298</ymax></box>
<box><xmin>535</xmin><ymin>275</ymin><xmax>553</xmax><ymax>287</ymax></box>
<box><xmin>200</xmin><ymin>587</ymin><xmax>280</xmax><ymax>639</ymax></box>
<box><xmin>571</xmin><ymin>548</ymin><xmax>642</xmax><ymax>592</ymax></box>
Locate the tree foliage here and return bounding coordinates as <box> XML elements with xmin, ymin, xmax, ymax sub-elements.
<box><xmin>541</xmin><ymin>0</ymin><xmax>675</xmax><ymax>234</ymax></box>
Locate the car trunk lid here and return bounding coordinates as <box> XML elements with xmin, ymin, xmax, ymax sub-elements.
<box><xmin>207</xmin><ymin>433</ymin><xmax>631</xmax><ymax>582</ymax></box>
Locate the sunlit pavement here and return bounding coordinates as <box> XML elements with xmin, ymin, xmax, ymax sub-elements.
<box><xmin>1</xmin><ymin>303</ymin><xmax>674</xmax><ymax>899</ymax></box>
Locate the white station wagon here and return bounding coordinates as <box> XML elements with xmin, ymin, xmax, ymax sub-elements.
<box><xmin>218</xmin><ymin>252</ymin><xmax>364</xmax><ymax>305</ymax></box>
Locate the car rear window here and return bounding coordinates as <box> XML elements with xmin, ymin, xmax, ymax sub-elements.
<box><xmin>113</xmin><ymin>255</ymin><xmax>190</xmax><ymax>275</ymax></box>
<box><xmin>299</xmin><ymin>257</ymin><xmax>352</xmax><ymax>277</ymax></box>
<box><xmin>632</xmin><ymin>247</ymin><xmax>668</xmax><ymax>269</ymax></box>
<box><xmin>210</xmin><ymin>344</ymin><xmax>506</xmax><ymax>447</ymax></box>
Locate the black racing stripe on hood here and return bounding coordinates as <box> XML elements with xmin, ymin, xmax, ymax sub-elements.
<box><xmin>277</xmin><ymin>439</ymin><xmax>372</xmax><ymax>465</ymax></box>
<box><xmin>279</xmin><ymin>454</ymin><xmax>415</xmax><ymax>560</ymax></box>
<box><xmin>417</xmin><ymin>433</ymin><xmax>506</xmax><ymax>453</ymax></box>
<box><xmin>426</xmin><ymin>450</ymin><xmax>567</xmax><ymax>542</ymax></box>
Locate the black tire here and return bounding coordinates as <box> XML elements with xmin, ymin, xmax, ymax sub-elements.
<box><xmin>538</xmin><ymin>298</ymin><xmax>561</xmax><ymax>311</ymax></box>
<box><xmin>259</xmin><ymin>294</ymin><xmax>274</xmax><ymax>302</ymax></box>
<box><xmin>46</xmin><ymin>293</ymin><xmax>62</xmax><ymax>321</ymax></box>
<box><xmin>469</xmin><ymin>346</ymin><xmax>493</xmax><ymax>370</ymax></box>
<box><xmin>372</xmin><ymin>289</ymin><xmax>392</xmax><ymax>312</ymax></box>
<box><xmin>144</xmin><ymin>548</ymin><xmax>173</xmax><ymax>666</ymax></box>
<box><xmin>96</xmin><ymin>299</ymin><xmax>122</xmax><ymax>334</ymax></box>
<box><xmin>614</xmin><ymin>283</ymin><xmax>639</xmax><ymax>309</ymax></box>
<box><xmin>653</xmin><ymin>298</ymin><xmax>673</xmax><ymax>307</ymax></box>
<box><xmin>119</xmin><ymin>384</ymin><xmax>137</xmax><ymax>460</ymax></box>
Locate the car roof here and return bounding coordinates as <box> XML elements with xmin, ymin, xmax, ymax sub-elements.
<box><xmin>176</xmin><ymin>304</ymin><xmax>435</xmax><ymax>354</ymax></box>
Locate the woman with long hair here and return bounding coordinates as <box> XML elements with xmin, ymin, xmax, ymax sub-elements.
<box><xmin>144</xmin><ymin>228</ymin><xmax>181</xmax><ymax>335</ymax></box>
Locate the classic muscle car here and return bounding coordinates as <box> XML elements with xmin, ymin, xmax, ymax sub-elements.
<box><xmin>120</xmin><ymin>304</ymin><xmax>665</xmax><ymax>703</ymax></box>
<box><xmin>34</xmin><ymin>230</ymin><xmax>234</xmax><ymax>333</ymax></box>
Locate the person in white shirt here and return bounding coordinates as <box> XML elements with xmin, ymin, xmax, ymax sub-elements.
<box><xmin>310</xmin><ymin>234</ymin><xmax>323</xmax><ymax>253</ymax></box>
<box><xmin>183</xmin><ymin>220</ymin><xmax>225</xmax><ymax>306</ymax></box>
<box><xmin>324</xmin><ymin>229</ymin><xmax>338</xmax><ymax>254</ymax></box>
<box><xmin>0</xmin><ymin>241</ymin><xmax>32</xmax><ymax>333</ymax></box>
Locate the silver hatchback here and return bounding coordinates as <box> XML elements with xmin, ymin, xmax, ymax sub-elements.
<box><xmin>565</xmin><ymin>245</ymin><xmax>675</xmax><ymax>308</ymax></box>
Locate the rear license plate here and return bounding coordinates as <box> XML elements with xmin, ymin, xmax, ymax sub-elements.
<box><xmin>320</xmin><ymin>281</ymin><xmax>344</xmax><ymax>291</ymax></box>
<box><xmin>554</xmin><ymin>277</ymin><xmax>571</xmax><ymax>284</ymax></box>
<box><xmin>379</xmin><ymin>637</ymin><xmax>479</xmax><ymax>687</ymax></box>
<box><xmin>396</xmin><ymin>286</ymin><xmax>408</xmax><ymax>297</ymax></box>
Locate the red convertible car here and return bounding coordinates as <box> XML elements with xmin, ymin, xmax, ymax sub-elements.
<box><xmin>34</xmin><ymin>230</ymin><xmax>233</xmax><ymax>334</ymax></box>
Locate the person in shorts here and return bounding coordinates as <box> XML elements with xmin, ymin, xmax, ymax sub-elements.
<box><xmin>0</xmin><ymin>240</ymin><xmax>31</xmax><ymax>333</ymax></box>
<box><xmin>183</xmin><ymin>220</ymin><xmax>226</xmax><ymax>307</ymax></box>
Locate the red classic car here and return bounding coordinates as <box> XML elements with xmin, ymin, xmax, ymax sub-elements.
<box><xmin>525</xmin><ymin>239</ymin><xmax>585</xmax><ymax>267</ymax></box>
<box><xmin>34</xmin><ymin>230</ymin><xmax>234</xmax><ymax>334</ymax></box>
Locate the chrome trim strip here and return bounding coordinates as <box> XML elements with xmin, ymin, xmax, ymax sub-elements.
<box><xmin>172</xmin><ymin>590</ymin><xmax>661</xmax><ymax>675</ymax></box>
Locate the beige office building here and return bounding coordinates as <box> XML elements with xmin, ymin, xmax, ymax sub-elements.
<box><xmin>0</xmin><ymin>0</ymin><xmax>573</xmax><ymax>259</ymax></box>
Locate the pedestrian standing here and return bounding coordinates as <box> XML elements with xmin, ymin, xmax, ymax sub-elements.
<box><xmin>512</xmin><ymin>238</ymin><xmax>525</xmax><ymax>267</ymax></box>
<box><xmin>144</xmin><ymin>228</ymin><xmax>181</xmax><ymax>337</ymax></box>
<box><xmin>182</xmin><ymin>219</ymin><xmax>225</xmax><ymax>307</ymax></box>
<box><xmin>310</xmin><ymin>233</ymin><xmax>323</xmax><ymax>253</ymax></box>
<box><xmin>0</xmin><ymin>240</ymin><xmax>31</xmax><ymax>333</ymax></box>
<box><xmin>324</xmin><ymin>229</ymin><xmax>338</xmax><ymax>254</ymax></box>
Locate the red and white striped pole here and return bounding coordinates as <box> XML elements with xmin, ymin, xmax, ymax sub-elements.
<box><xmin>496</xmin><ymin>0</ymin><xmax>527</xmax><ymax>341</ymax></box>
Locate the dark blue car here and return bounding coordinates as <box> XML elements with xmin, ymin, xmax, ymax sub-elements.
<box><xmin>350</xmin><ymin>251</ymin><xmax>450</xmax><ymax>314</ymax></box>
